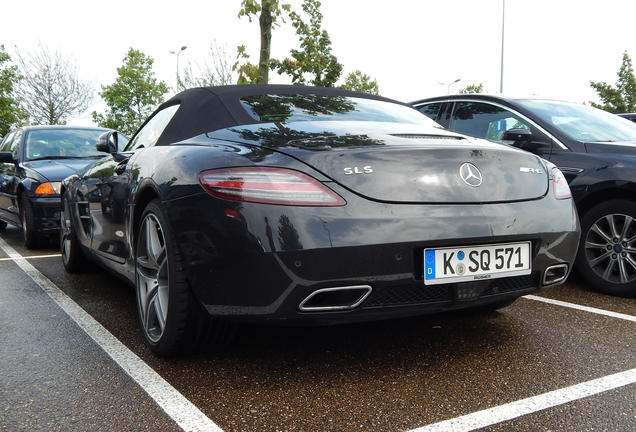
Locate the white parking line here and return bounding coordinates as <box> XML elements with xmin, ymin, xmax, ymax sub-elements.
<box><xmin>0</xmin><ymin>253</ymin><xmax>61</xmax><ymax>262</ymax></box>
<box><xmin>0</xmin><ymin>236</ymin><xmax>223</xmax><ymax>432</ymax></box>
<box><xmin>523</xmin><ymin>294</ymin><xmax>636</xmax><ymax>323</ymax></box>
<box><xmin>408</xmin><ymin>368</ymin><xmax>636</xmax><ymax>432</ymax></box>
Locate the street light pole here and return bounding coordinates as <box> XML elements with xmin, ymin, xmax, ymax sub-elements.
<box><xmin>169</xmin><ymin>45</ymin><xmax>188</xmax><ymax>90</ymax></box>
<box><xmin>500</xmin><ymin>0</ymin><xmax>505</xmax><ymax>93</ymax></box>
<box><xmin>448</xmin><ymin>78</ymin><xmax>461</xmax><ymax>94</ymax></box>
<box><xmin>438</xmin><ymin>79</ymin><xmax>461</xmax><ymax>94</ymax></box>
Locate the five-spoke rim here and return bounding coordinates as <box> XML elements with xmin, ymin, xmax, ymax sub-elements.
<box><xmin>585</xmin><ymin>213</ymin><xmax>636</xmax><ymax>284</ymax></box>
<box><xmin>136</xmin><ymin>213</ymin><xmax>169</xmax><ymax>343</ymax></box>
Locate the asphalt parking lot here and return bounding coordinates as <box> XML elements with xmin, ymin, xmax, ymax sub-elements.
<box><xmin>0</xmin><ymin>224</ymin><xmax>634</xmax><ymax>432</ymax></box>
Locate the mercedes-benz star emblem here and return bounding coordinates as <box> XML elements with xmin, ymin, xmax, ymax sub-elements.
<box><xmin>459</xmin><ymin>162</ymin><xmax>483</xmax><ymax>187</ymax></box>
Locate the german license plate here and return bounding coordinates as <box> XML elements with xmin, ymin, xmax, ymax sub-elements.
<box><xmin>423</xmin><ymin>242</ymin><xmax>531</xmax><ymax>285</ymax></box>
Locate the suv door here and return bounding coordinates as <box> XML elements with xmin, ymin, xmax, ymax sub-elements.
<box><xmin>448</xmin><ymin>101</ymin><xmax>554</xmax><ymax>159</ymax></box>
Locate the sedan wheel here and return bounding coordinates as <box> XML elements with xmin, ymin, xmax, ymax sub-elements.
<box><xmin>60</xmin><ymin>193</ymin><xmax>87</xmax><ymax>273</ymax></box>
<box><xmin>20</xmin><ymin>194</ymin><xmax>41</xmax><ymax>249</ymax></box>
<box><xmin>577</xmin><ymin>200</ymin><xmax>636</xmax><ymax>297</ymax></box>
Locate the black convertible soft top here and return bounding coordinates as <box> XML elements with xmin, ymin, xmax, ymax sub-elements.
<box><xmin>152</xmin><ymin>85</ymin><xmax>400</xmax><ymax>146</ymax></box>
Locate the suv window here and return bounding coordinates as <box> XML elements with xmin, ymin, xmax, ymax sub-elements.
<box><xmin>416</xmin><ymin>103</ymin><xmax>444</xmax><ymax>121</ymax></box>
<box><xmin>450</xmin><ymin>101</ymin><xmax>535</xmax><ymax>142</ymax></box>
<box><xmin>126</xmin><ymin>104</ymin><xmax>180</xmax><ymax>151</ymax></box>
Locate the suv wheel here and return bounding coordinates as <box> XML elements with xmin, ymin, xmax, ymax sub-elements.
<box><xmin>576</xmin><ymin>199</ymin><xmax>636</xmax><ymax>297</ymax></box>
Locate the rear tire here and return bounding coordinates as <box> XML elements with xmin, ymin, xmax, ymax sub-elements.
<box><xmin>20</xmin><ymin>194</ymin><xmax>41</xmax><ymax>249</ymax></box>
<box><xmin>60</xmin><ymin>193</ymin><xmax>87</xmax><ymax>273</ymax></box>
<box><xmin>134</xmin><ymin>199</ymin><xmax>235</xmax><ymax>356</ymax></box>
<box><xmin>575</xmin><ymin>199</ymin><xmax>636</xmax><ymax>298</ymax></box>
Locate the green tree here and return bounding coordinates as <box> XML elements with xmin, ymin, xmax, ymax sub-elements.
<box><xmin>0</xmin><ymin>45</ymin><xmax>25</xmax><ymax>137</ymax></box>
<box><xmin>271</xmin><ymin>0</ymin><xmax>343</xmax><ymax>87</ymax></box>
<box><xmin>233</xmin><ymin>45</ymin><xmax>261</xmax><ymax>84</ymax></box>
<box><xmin>339</xmin><ymin>70</ymin><xmax>379</xmax><ymax>95</ymax></box>
<box><xmin>590</xmin><ymin>51</ymin><xmax>636</xmax><ymax>113</ymax></box>
<box><xmin>236</xmin><ymin>0</ymin><xmax>290</xmax><ymax>84</ymax></box>
<box><xmin>459</xmin><ymin>83</ymin><xmax>484</xmax><ymax>94</ymax></box>
<box><xmin>92</xmin><ymin>48</ymin><xmax>169</xmax><ymax>136</ymax></box>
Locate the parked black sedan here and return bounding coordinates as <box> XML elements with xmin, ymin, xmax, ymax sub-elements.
<box><xmin>61</xmin><ymin>85</ymin><xmax>579</xmax><ymax>355</ymax></box>
<box><xmin>411</xmin><ymin>94</ymin><xmax>636</xmax><ymax>297</ymax></box>
<box><xmin>0</xmin><ymin>126</ymin><xmax>127</xmax><ymax>248</ymax></box>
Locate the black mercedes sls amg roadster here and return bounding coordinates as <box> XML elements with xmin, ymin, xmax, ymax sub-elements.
<box><xmin>60</xmin><ymin>85</ymin><xmax>580</xmax><ymax>355</ymax></box>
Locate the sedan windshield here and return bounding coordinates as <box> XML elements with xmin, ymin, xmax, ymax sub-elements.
<box><xmin>25</xmin><ymin>129</ymin><xmax>109</xmax><ymax>160</ymax></box>
<box><xmin>517</xmin><ymin>99</ymin><xmax>636</xmax><ymax>142</ymax></box>
<box><xmin>240</xmin><ymin>94</ymin><xmax>438</xmax><ymax>126</ymax></box>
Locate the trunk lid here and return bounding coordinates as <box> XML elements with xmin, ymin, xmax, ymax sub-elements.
<box><xmin>280</xmin><ymin>133</ymin><xmax>548</xmax><ymax>204</ymax></box>
<box><xmin>210</xmin><ymin>122</ymin><xmax>549</xmax><ymax>204</ymax></box>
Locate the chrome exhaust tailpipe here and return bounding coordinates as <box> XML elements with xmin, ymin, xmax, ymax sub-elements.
<box><xmin>543</xmin><ymin>264</ymin><xmax>569</xmax><ymax>286</ymax></box>
<box><xmin>299</xmin><ymin>285</ymin><xmax>372</xmax><ymax>311</ymax></box>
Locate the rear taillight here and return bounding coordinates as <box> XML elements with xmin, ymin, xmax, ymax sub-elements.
<box><xmin>551</xmin><ymin>168</ymin><xmax>571</xmax><ymax>200</ymax></box>
<box><xmin>198</xmin><ymin>167</ymin><xmax>346</xmax><ymax>206</ymax></box>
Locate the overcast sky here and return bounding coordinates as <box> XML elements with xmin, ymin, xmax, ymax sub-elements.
<box><xmin>2</xmin><ymin>0</ymin><xmax>635</xmax><ymax>125</ymax></box>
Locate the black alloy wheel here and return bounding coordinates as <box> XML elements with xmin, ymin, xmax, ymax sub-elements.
<box><xmin>134</xmin><ymin>199</ymin><xmax>235</xmax><ymax>355</ymax></box>
<box><xmin>577</xmin><ymin>199</ymin><xmax>636</xmax><ymax>297</ymax></box>
<box><xmin>136</xmin><ymin>211</ymin><xmax>171</xmax><ymax>345</ymax></box>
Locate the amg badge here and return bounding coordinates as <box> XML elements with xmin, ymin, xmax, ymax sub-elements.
<box><xmin>519</xmin><ymin>167</ymin><xmax>544</xmax><ymax>174</ymax></box>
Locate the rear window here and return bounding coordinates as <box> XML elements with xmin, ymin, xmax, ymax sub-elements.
<box><xmin>416</xmin><ymin>102</ymin><xmax>444</xmax><ymax>121</ymax></box>
<box><xmin>240</xmin><ymin>94</ymin><xmax>437</xmax><ymax>126</ymax></box>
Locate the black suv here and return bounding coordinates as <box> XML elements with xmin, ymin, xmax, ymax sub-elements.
<box><xmin>411</xmin><ymin>95</ymin><xmax>636</xmax><ymax>297</ymax></box>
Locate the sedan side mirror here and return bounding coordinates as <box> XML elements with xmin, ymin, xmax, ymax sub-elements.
<box><xmin>502</xmin><ymin>128</ymin><xmax>533</xmax><ymax>144</ymax></box>
<box><xmin>96</xmin><ymin>131</ymin><xmax>119</xmax><ymax>154</ymax></box>
<box><xmin>0</xmin><ymin>152</ymin><xmax>15</xmax><ymax>163</ymax></box>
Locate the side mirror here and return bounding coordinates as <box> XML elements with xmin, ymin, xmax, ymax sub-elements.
<box><xmin>96</xmin><ymin>131</ymin><xmax>119</xmax><ymax>154</ymax></box>
<box><xmin>0</xmin><ymin>152</ymin><xmax>14</xmax><ymax>163</ymax></box>
<box><xmin>502</xmin><ymin>128</ymin><xmax>533</xmax><ymax>144</ymax></box>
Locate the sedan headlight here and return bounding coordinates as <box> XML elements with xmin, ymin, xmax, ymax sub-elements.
<box><xmin>34</xmin><ymin>182</ymin><xmax>62</xmax><ymax>195</ymax></box>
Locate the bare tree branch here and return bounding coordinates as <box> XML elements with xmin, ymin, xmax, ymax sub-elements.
<box><xmin>181</xmin><ymin>41</ymin><xmax>234</xmax><ymax>90</ymax></box>
<box><xmin>14</xmin><ymin>44</ymin><xmax>93</xmax><ymax>125</ymax></box>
